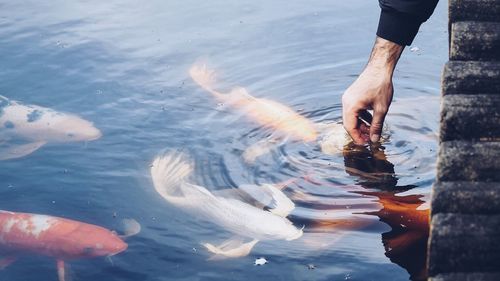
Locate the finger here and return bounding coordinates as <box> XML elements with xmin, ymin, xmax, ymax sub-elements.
<box><xmin>343</xmin><ymin>108</ymin><xmax>366</xmax><ymax>145</ymax></box>
<box><xmin>370</xmin><ymin>108</ymin><xmax>387</xmax><ymax>143</ymax></box>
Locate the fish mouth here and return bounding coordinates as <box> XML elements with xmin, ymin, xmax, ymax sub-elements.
<box><xmin>108</xmin><ymin>243</ymin><xmax>128</xmax><ymax>257</ymax></box>
<box><xmin>87</xmin><ymin>128</ymin><xmax>103</xmax><ymax>141</ymax></box>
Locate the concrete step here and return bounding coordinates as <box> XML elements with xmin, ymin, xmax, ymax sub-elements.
<box><xmin>432</xmin><ymin>181</ymin><xmax>500</xmax><ymax>215</ymax></box>
<box><xmin>451</xmin><ymin>22</ymin><xmax>500</xmax><ymax>61</ymax></box>
<box><xmin>429</xmin><ymin>272</ymin><xmax>500</xmax><ymax>281</ymax></box>
<box><xmin>450</xmin><ymin>0</ymin><xmax>500</xmax><ymax>23</ymax></box>
<box><xmin>441</xmin><ymin>94</ymin><xmax>500</xmax><ymax>141</ymax></box>
<box><xmin>437</xmin><ymin>141</ymin><xmax>500</xmax><ymax>182</ymax></box>
<box><xmin>443</xmin><ymin>61</ymin><xmax>500</xmax><ymax>95</ymax></box>
<box><xmin>428</xmin><ymin>213</ymin><xmax>500</xmax><ymax>275</ymax></box>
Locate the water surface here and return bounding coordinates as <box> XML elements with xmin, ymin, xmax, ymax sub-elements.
<box><xmin>0</xmin><ymin>1</ymin><xmax>447</xmax><ymax>280</ymax></box>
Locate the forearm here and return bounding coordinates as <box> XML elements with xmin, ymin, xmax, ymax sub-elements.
<box><xmin>364</xmin><ymin>37</ymin><xmax>404</xmax><ymax>78</ymax></box>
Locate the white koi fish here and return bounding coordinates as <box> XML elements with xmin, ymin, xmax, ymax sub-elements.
<box><xmin>0</xmin><ymin>95</ymin><xmax>101</xmax><ymax>160</ymax></box>
<box><xmin>150</xmin><ymin>151</ymin><xmax>303</xmax><ymax>259</ymax></box>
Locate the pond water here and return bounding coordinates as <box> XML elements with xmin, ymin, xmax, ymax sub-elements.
<box><xmin>0</xmin><ymin>1</ymin><xmax>447</xmax><ymax>280</ymax></box>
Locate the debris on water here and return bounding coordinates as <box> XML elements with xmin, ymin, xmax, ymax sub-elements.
<box><xmin>307</xmin><ymin>264</ymin><xmax>316</xmax><ymax>270</ymax></box>
<box><xmin>51</xmin><ymin>200</ymin><xmax>56</xmax><ymax>204</ymax></box>
<box><xmin>96</xmin><ymin>89</ymin><xmax>103</xmax><ymax>95</ymax></box>
<box><xmin>410</xmin><ymin>46</ymin><xmax>420</xmax><ymax>52</ymax></box>
<box><xmin>254</xmin><ymin>257</ymin><xmax>268</xmax><ymax>266</ymax></box>
<box><xmin>192</xmin><ymin>247</ymin><xmax>197</xmax><ymax>252</ymax></box>
<box><xmin>7</xmin><ymin>184</ymin><xmax>13</xmax><ymax>188</ymax></box>
<box><xmin>345</xmin><ymin>273</ymin><xmax>352</xmax><ymax>280</ymax></box>
<box><xmin>112</xmin><ymin>211</ymin><xmax>117</xmax><ymax>218</ymax></box>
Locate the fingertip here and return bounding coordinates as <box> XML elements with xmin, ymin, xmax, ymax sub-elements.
<box><xmin>370</xmin><ymin>134</ymin><xmax>380</xmax><ymax>143</ymax></box>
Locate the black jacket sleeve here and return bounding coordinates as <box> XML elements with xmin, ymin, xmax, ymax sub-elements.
<box><xmin>376</xmin><ymin>0</ymin><xmax>439</xmax><ymax>46</ymax></box>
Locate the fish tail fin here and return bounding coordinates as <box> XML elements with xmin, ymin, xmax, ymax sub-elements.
<box><xmin>189</xmin><ymin>64</ymin><xmax>225</xmax><ymax>100</ymax></box>
<box><xmin>150</xmin><ymin>151</ymin><xmax>194</xmax><ymax>200</ymax></box>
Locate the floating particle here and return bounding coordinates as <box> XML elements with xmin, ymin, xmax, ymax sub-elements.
<box><xmin>410</xmin><ymin>46</ymin><xmax>420</xmax><ymax>52</ymax></box>
<box><xmin>307</xmin><ymin>264</ymin><xmax>316</xmax><ymax>270</ymax></box>
<box><xmin>254</xmin><ymin>257</ymin><xmax>268</xmax><ymax>266</ymax></box>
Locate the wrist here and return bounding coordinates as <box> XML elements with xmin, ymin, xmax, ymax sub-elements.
<box><xmin>366</xmin><ymin>37</ymin><xmax>404</xmax><ymax>77</ymax></box>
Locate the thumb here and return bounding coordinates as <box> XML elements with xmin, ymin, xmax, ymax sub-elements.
<box><xmin>370</xmin><ymin>108</ymin><xmax>387</xmax><ymax>143</ymax></box>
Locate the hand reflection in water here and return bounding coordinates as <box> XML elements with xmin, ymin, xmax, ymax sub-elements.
<box><xmin>342</xmin><ymin>143</ymin><xmax>429</xmax><ymax>281</ymax></box>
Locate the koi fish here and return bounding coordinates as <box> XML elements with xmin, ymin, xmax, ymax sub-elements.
<box><xmin>189</xmin><ymin>65</ymin><xmax>389</xmax><ymax>161</ymax></box>
<box><xmin>0</xmin><ymin>210</ymin><xmax>139</xmax><ymax>281</ymax></box>
<box><xmin>189</xmin><ymin>65</ymin><xmax>318</xmax><ymax>142</ymax></box>
<box><xmin>0</xmin><ymin>95</ymin><xmax>101</xmax><ymax>160</ymax></box>
<box><xmin>150</xmin><ymin>151</ymin><xmax>303</xmax><ymax>259</ymax></box>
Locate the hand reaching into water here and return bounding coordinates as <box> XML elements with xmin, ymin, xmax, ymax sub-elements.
<box><xmin>342</xmin><ymin>37</ymin><xmax>404</xmax><ymax>144</ymax></box>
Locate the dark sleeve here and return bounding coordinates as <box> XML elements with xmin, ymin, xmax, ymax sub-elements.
<box><xmin>376</xmin><ymin>0</ymin><xmax>439</xmax><ymax>46</ymax></box>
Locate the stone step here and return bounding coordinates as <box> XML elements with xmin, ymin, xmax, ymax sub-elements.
<box><xmin>451</xmin><ymin>22</ymin><xmax>500</xmax><ymax>61</ymax></box>
<box><xmin>437</xmin><ymin>141</ymin><xmax>500</xmax><ymax>182</ymax></box>
<box><xmin>429</xmin><ymin>272</ymin><xmax>500</xmax><ymax>281</ymax></box>
<box><xmin>428</xmin><ymin>213</ymin><xmax>500</xmax><ymax>275</ymax></box>
<box><xmin>441</xmin><ymin>94</ymin><xmax>500</xmax><ymax>141</ymax></box>
<box><xmin>432</xmin><ymin>181</ymin><xmax>500</xmax><ymax>215</ymax></box>
<box><xmin>450</xmin><ymin>0</ymin><xmax>500</xmax><ymax>23</ymax></box>
<box><xmin>442</xmin><ymin>61</ymin><xmax>500</xmax><ymax>95</ymax></box>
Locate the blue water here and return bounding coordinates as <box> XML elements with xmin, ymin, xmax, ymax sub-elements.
<box><xmin>0</xmin><ymin>0</ymin><xmax>447</xmax><ymax>280</ymax></box>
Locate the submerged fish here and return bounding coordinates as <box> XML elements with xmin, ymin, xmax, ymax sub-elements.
<box><xmin>189</xmin><ymin>65</ymin><xmax>388</xmax><ymax>161</ymax></box>
<box><xmin>150</xmin><ymin>151</ymin><xmax>303</xmax><ymax>259</ymax></box>
<box><xmin>0</xmin><ymin>95</ymin><xmax>102</xmax><ymax>160</ymax></box>
<box><xmin>190</xmin><ymin>65</ymin><xmax>318</xmax><ymax>142</ymax></box>
<box><xmin>0</xmin><ymin>210</ymin><xmax>138</xmax><ymax>281</ymax></box>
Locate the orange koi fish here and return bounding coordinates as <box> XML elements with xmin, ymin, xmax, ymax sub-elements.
<box><xmin>0</xmin><ymin>210</ymin><xmax>139</xmax><ymax>281</ymax></box>
<box><xmin>189</xmin><ymin>65</ymin><xmax>318</xmax><ymax>143</ymax></box>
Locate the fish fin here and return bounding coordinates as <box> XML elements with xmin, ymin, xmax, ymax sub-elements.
<box><xmin>242</xmin><ymin>138</ymin><xmax>280</xmax><ymax>164</ymax></box>
<box><xmin>0</xmin><ymin>256</ymin><xmax>17</xmax><ymax>270</ymax></box>
<box><xmin>260</xmin><ymin>184</ymin><xmax>295</xmax><ymax>217</ymax></box>
<box><xmin>237</xmin><ymin>183</ymin><xmax>295</xmax><ymax>217</ymax></box>
<box><xmin>0</xmin><ymin>141</ymin><xmax>46</xmax><ymax>161</ymax></box>
<box><xmin>56</xmin><ymin>259</ymin><xmax>73</xmax><ymax>281</ymax></box>
<box><xmin>119</xmin><ymin>218</ymin><xmax>141</xmax><ymax>238</ymax></box>
<box><xmin>203</xmin><ymin>238</ymin><xmax>259</xmax><ymax>260</ymax></box>
<box><xmin>150</xmin><ymin>152</ymin><xmax>194</xmax><ymax>200</ymax></box>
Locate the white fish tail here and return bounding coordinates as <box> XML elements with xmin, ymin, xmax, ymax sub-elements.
<box><xmin>150</xmin><ymin>152</ymin><xmax>194</xmax><ymax>201</ymax></box>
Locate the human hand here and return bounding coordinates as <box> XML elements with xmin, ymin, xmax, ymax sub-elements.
<box><xmin>342</xmin><ymin>37</ymin><xmax>404</xmax><ymax>144</ymax></box>
<box><xmin>342</xmin><ymin>67</ymin><xmax>393</xmax><ymax>144</ymax></box>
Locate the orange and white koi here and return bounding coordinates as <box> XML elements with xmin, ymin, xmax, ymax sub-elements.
<box><xmin>0</xmin><ymin>210</ymin><xmax>136</xmax><ymax>281</ymax></box>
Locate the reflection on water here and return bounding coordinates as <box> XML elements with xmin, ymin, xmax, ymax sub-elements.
<box><xmin>0</xmin><ymin>0</ymin><xmax>446</xmax><ymax>280</ymax></box>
